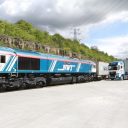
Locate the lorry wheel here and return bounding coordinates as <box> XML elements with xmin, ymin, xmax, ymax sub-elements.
<box><xmin>120</xmin><ymin>76</ymin><xmax>124</xmax><ymax>80</ymax></box>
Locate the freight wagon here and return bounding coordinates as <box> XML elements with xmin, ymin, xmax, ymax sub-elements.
<box><xmin>96</xmin><ymin>61</ymin><xmax>109</xmax><ymax>80</ymax></box>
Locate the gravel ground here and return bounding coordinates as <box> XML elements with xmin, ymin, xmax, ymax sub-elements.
<box><xmin>0</xmin><ymin>80</ymin><xmax>128</xmax><ymax>128</ymax></box>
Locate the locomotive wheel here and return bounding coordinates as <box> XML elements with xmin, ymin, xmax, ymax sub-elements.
<box><xmin>36</xmin><ymin>81</ymin><xmax>46</xmax><ymax>88</ymax></box>
<box><xmin>20</xmin><ymin>82</ymin><xmax>28</xmax><ymax>89</ymax></box>
<box><xmin>0</xmin><ymin>84</ymin><xmax>6</xmax><ymax>92</ymax></box>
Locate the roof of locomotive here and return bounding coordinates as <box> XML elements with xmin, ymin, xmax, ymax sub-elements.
<box><xmin>0</xmin><ymin>46</ymin><xmax>95</xmax><ymax>65</ymax></box>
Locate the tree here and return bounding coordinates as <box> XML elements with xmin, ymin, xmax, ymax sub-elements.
<box><xmin>15</xmin><ymin>20</ymin><xmax>33</xmax><ymax>33</ymax></box>
<box><xmin>91</xmin><ymin>45</ymin><xmax>99</xmax><ymax>51</ymax></box>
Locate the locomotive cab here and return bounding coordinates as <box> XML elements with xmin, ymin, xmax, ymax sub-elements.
<box><xmin>0</xmin><ymin>55</ymin><xmax>6</xmax><ymax>72</ymax></box>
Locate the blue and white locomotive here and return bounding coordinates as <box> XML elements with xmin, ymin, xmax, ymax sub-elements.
<box><xmin>0</xmin><ymin>46</ymin><xmax>96</xmax><ymax>91</ymax></box>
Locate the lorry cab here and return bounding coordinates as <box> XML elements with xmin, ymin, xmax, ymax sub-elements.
<box><xmin>108</xmin><ymin>61</ymin><xmax>124</xmax><ymax>80</ymax></box>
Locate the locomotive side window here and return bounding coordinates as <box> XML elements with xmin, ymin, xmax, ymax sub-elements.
<box><xmin>0</xmin><ymin>55</ymin><xmax>6</xmax><ymax>63</ymax></box>
<box><xmin>18</xmin><ymin>57</ymin><xmax>40</xmax><ymax>70</ymax></box>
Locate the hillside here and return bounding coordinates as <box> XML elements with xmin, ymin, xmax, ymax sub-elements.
<box><xmin>0</xmin><ymin>20</ymin><xmax>116</xmax><ymax>62</ymax></box>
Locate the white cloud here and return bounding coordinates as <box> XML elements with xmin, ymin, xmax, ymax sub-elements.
<box><xmin>103</xmin><ymin>11</ymin><xmax>128</xmax><ymax>24</ymax></box>
<box><xmin>0</xmin><ymin>0</ymin><xmax>128</xmax><ymax>29</ymax></box>
<box><xmin>89</xmin><ymin>35</ymin><xmax>128</xmax><ymax>58</ymax></box>
<box><xmin>0</xmin><ymin>0</ymin><xmax>5</xmax><ymax>4</ymax></box>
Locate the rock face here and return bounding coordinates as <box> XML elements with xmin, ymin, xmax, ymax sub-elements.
<box><xmin>0</xmin><ymin>35</ymin><xmax>81</xmax><ymax>59</ymax></box>
<box><xmin>0</xmin><ymin>35</ymin><xmax>42</xmax><ymax>50</ymax></box>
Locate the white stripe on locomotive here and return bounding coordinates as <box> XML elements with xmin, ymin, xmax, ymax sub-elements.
<box><xmin>50</xmin><ymin>60</ymin><xmax>57</xmax><ymax>72</ymax></box>
<box><xmin>6</xmin><ymin>56</ymin><xmax>16</xmax><ymax>71</ymax></box>
<box><xmin>76</xmin><ymin>63</ymin><xmax>81</xmax><ymax>72</ymax></box>
<box><xmin>48</xmin><ymin>60</ymin><xmax>54</xmax><ymax>72</ymax></box>
<box><xmin>8</xmin><ymin>56</ymin><xmax>17</xmax><ymax>71</ymax></box>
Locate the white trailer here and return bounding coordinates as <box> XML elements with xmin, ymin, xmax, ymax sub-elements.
<box><xmin>96</xmin><ymin>62</ymin><xmax>109</xmax><ymax>79</ymax></box>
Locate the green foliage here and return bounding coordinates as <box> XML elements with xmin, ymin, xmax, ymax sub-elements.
<box><xmin>0</xmin><ymin>41</ymin><xmax>4</xmax><ymax>46</ymax></box>
<box><xmin>0</xmin><ymin>20</ymin><xmax>117</xmax><ymax>62</ymax></box>
<box><xmin>15</xmin><ymin>20</ymin><xmax>33</xmax><ymax>32</ymax></box>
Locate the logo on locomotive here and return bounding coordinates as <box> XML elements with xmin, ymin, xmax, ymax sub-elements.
<box><xmin>58</xmin><ymin>65</ymin><xmax>76</xmax><ymax>71</ymax></box>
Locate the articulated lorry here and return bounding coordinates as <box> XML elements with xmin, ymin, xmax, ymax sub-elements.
<box><xmin>108</xmin><ymin>59</ymin><xmax>128</xmax><ymax>80</ymax></box>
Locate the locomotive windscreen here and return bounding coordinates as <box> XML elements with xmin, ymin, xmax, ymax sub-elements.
<box><xmin>18</xmin><ymin>57</ymin><xmax>40</xmax><ymax>70</ymax></box>
<box><xmin>0</xmin><ymin>55</ymin><xmax>6</xmax><ymax>63</ymax></box>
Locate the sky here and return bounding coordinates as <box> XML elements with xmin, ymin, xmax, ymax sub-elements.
<box><xmin>0</xmin><ymin>0</ymin><xmax>128</xmax><ymax>58</ymax></box>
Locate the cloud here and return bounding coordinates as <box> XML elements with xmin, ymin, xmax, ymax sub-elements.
<box><xmin>88</xmin><ymin>35</ymin><xmax>128</xmax><ymax>58</ymax></box>
<box><xmin>0</xmin><ymin>0</ymin><xmax>5</xmax><ymax>4</ymax></box>
<box><xmin>0</xmin><ymin>0</ymin><xmax>128</xmax><ymax>30</ymax></box>
<box><xmin>100</xmin><ymin>11</ymin><xmax>128</xmax><ymax>25</ymax></box>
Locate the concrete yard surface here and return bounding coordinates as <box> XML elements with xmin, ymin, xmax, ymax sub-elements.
<box><xmin>0</xmin><ymin>80</ymin><xmax>128</xmax><ymax>128</ymax></box>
